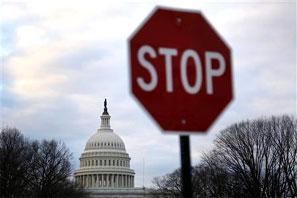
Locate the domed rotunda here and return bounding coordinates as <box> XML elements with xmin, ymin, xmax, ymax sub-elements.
<box><xmin>74</xmin><ymin>99</ymin><xmax>135</xmax><ymax>191</ymax></box>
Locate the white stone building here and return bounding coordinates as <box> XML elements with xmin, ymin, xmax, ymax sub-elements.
<box><xmin>74</xmin><ymin>100</ymin><xmax>152</xmax><ymax>197</ymax></box>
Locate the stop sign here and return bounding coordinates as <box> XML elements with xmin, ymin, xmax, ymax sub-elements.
<box><xmin>129</xmin><ymin>7</ymin><xmax>233</xmax><ymax>133</ymax></box>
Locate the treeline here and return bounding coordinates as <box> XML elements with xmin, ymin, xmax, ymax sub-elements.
<box><xmin>0</xmin><ymin>128</ymin><xmax>86</xmax><ymax>198</ymax></box>
<box><xmin>153</xmin><ymin>115</ymin><xmax>297</xmax><ymax>198</ymax></box>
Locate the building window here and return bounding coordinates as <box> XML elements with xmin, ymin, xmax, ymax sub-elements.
<box><xmin>88</xmin><ymin>160</ymin><xmax>90</xmax><ymax>166</ymax></box>
<box><xmin>96</xmin><ymin>160</ymin><xmax>98</xmax><ymax>166</ymax></box>
<box><xmin>104</xmin><ymin>160</ymin><xmax>106</xmax><ymax>166</ymax></box>
<box><xmin>117</xmin><ymin>160</ymin><xmax>119</xmax><ymax>166</ymax></box>
<box><xmin>120</xmin><ymin>161</ymin><xmax>122</xmax><ymax>166</ymax></box>
<box><xmin>113</xmin><ymin>160</ymin><xmax>115</xmax><ymax>166</ymax></box>
<box><xmin>109</xmin><ymin>160</ymin><xmax>111</xmax><ymax>166</ymax></box>
<box><xmin>92</xmin><ymin>160</ymin><xmax>94</xmax><ymax>166</ymax></box>
<box><xmin>100</xmin><ymin>160</ymin><xmax>102</xmax><ymax>166</ymax></box>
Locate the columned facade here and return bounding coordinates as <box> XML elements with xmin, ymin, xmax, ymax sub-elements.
<box><xmin>76</xmin><ymin>174</ymin><xmax>135</xmax><ymax>188</ymax></box>
<box><xmin>74</xmin><ymin>99</ymin><xmax>135</xmax><ymax>191</ymax></box>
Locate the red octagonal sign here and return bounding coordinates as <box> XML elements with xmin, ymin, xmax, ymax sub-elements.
<box><xmin>129</xmin><ymin>7</ymin><xmax>233</xmax><ymax>133</ymax></box>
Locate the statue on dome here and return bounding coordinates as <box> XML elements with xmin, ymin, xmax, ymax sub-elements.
<box><xmin>103</xmin><ymin>98</ymin><xmax>109</xmax><ymax>115</ymax></box>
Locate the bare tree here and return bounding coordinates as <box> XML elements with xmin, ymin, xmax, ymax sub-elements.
<box><xmin>210</xmin><ymin>115</ymin><xmax>297</xmax><ymax>197</ymax></box>
<box><xmin>0</xmin><ymin>127</ymin><xmax>32</xmax><ymax>198</ymax></box>
<box><xmin>269</xmin><ymin>116</ymin><xmax>297</xmax><ymax>197</ymax></box>
<box><xmin>0</xmin><ymin>127</ymin><xmax>87</xmax><ymax>198</ymax></box>
<box><xmin>26</xmin><ymin>140</ymin><xmax>75</xmax><ymax>197</ymax></box>
<box><xmin>152</xmin><ymin>169</ymin><xmax>181</xmax><ymax>197</ymax></box>
<box><xmin>152</xmin><ymin>115</ymin><xmax>297</xmax><ymax>198</ymax></box>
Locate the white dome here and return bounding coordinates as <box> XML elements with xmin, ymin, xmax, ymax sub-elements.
<box><xmin>85</xmin><ymin>130</ymin><xmax>126</xmax><ymax>151</ymax></box>
<box><xmin>75</xmin><ymin>99</ymin><xmax>135</xmax><ymax>190</ymax></box>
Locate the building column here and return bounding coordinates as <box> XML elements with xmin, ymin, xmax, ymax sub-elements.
<box><xmin>85</xmin><ymin>175</ymin><xmax>87</xmax><ymax>188</ymax></box>
<box><xmin>123</xmin><ymin>175</ymin><xmax>126</xmax><ymax>187</ymax></box>
<box><xmin>100</xmin><ymin>174</ymin><xmax>103</xmax><ymax>187</ymax></box>
<box><xmin>97</xmin><ymin>174</ymin><xmax>100</xmax><ymax>188</ymax></box>
<box><xmin>126</xmin><ymin>175</ymin><xmax>128</xmax><ymax>187</ymax></box>
<box><xmin>124</xmin><ymin>175</ymin><xmax>127</xmax><ymax>188</ymax></box>
<box><xmin>97</xmin><ymin>174</ymin><xmax>99</xmax><ymax>187</ymax></box>
<box><xmin>90</xmin><ymin>175</ymin><xmax>92</xmax><ymax>188</ymax></box>
<box><xmin>85</xmin><ymin>175</ymin><xmax>89</xmax><ymax>188</ymax></box>
<box><xmin>111</xmin><ymin>174</ymin><xmax>114</xmax><ymax>188</ymax></box>
<box><xmin>93</xmin><ymin>174</ymin><xmax>97</xmax><ymax>188</ymax></box>
<box><xmin>89</xmin><ymin>175</ymin><xmax>91</xmax><ymax>188</ymax></box>
<box><xmin>86</xmin><ymin>175</ymin><xmax>88</xmax><ymax>188</ymax></box>
<box><xmin>104</xmin><ymin>174</ymin><xmax>107</xmax><ymax>187</ymax></box>
<box><xmin>115</xmin><ymin>174</ymin><xmax>119</xmax><ymax>188</ymax></box>
<box><xmin>108</xmin><ymin>174</ymin><xmax>110</xmax><ymax>187</ymax></box>
<box><xmin>127</xmin><ymin>175</ymin><xmax>129</xmax><ymax>187</ymax></box>
<box><xmin>109</xmin><ymin>174</ymin><xmax>111</xmax><ymax>187</ymax></box>
<box><xmin>93</xmin><ymin>175</ymin><xmax>95</xmax><ymax>188</ymax></box>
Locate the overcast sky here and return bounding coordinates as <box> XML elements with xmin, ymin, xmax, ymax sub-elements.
<box><xmin>1</xmin><ymin>0</ymin><xmax>296</xmax><ymax>187</ymax></box>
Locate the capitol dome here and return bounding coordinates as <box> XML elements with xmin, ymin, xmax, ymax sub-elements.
<box><xmin>85</xmin><ymin>130</ymin><xmax>126</xmax><ymax>151</ymax></box>
<box><xmin>74</xmin><ymin>99</ymin><xmax>135</xmax><ymax>190</ymax></box>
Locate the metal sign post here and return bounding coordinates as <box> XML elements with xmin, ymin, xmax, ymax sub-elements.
<box><xmin>180</xmin><ymin>135</ymin><xmax>192</xmax><ymax>198</ymax></box>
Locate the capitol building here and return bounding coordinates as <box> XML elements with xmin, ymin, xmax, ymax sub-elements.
<box><xmin>74</xmin><ymin>99</ymin><xmax>151</xmax><ymax>197</ymax></box>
